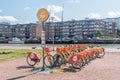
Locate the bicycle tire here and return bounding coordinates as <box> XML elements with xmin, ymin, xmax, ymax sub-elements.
<box><xmin>54</xmin><ymin>54</ymin><xmax>64</xmax><ymax>67</ymax></box>
<box><xmin>26</xmin><ymin>55</ymin><xmax>39</xmax><ymax>67</ymax></box>
<box><xmin>82</xmin><ymin>58</ymin><xmax>86</xmax><ymax>66</ymax></box>
<box><xmin>44</xmin><ymin>55</ymin><xmax>54</xmax><ymax>68</ymax></box>
<box><xmin>72</xmin><ymin>59</ymin><xmax>83</xmax><ymax>69</ymax></box>
<box><xmin>85</xmin><ymin>56</ymin><xmax>90</xmax><ymax>64</ymax></box>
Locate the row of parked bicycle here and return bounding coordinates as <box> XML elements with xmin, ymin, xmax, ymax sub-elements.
<box><xmin>26</xmin><ymin>44</ymin><xmax>105</xmax><ymax>69</ymax></box>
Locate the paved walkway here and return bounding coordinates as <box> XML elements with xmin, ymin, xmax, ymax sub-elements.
<box><xmin>0</xmin><ymin>53</ymin><xmax>120</xmax><ymax>80</ymax></box>
<box><xmin>105</xmin><ymin>48</ymin><xmax>120</xmax><ymax>53</ymax></box>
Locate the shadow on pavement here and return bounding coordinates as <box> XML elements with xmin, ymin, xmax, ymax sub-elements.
<box><xmin>6</xmin><ymin>70</ymin><xmax>38</xmax><ymax>80</ymax></box>
<box><xmin>62</xmin><ymin>66</ymin><xmax>80</xmax><ymax>72</ymax></box>
<box><xmin>16</xmin><ymin>65</ymin><xmax>33</xmax><ymax>70</ymax></box>
<box><xmin>7</xmin><ymin>67</ymin><xmax>52</xmax><ymax>80</ymax></box>
<box><xmin>7</xmin><ymin>76</ymin><xmax>26</xmax><ymax>80</ymax></box>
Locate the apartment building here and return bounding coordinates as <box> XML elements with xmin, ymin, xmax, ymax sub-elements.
<box><xmin>45</xmin><ymin>19</ymin><xmax>116</xmax><ymax>40</ymax></box>
<box><xmin>0</xmin><ymin>22</ymin><xmax>12</xmax><ymax>39</ymax></box>
<box><xmin>0</xmin><ymin>23</ymin><xmax>37</xmax><ymax>40</ymax></box>
<box><xmin>35</xmin><ymin>24</ymin><xmax>42</xmax><ymax>38</ymax></box>
<box><xmin>103</xmin><ymin>17</ymin><xmax>120</xmax><ymax>30</ymax></box>
<box><xmin>11</xmin><ymin>23</ymin><xmax>37</xmax><ymax>39</ymax></box>
<box><xmin>102</xmin><ymin>17</ymin><xmax>120</xmax><ymax>36</ymax></box>
<box><xmin>0</xmin><ymin>18</ymin><xmax>116</xmax><ymax>41</ymax></box>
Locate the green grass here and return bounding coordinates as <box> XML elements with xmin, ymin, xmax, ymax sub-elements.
<box><xmin>0</xmin><ymin>49</ymin><xmax>42</xmax><ymax>62</ymax></box>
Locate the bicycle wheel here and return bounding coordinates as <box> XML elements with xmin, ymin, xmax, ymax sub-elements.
<box><xmin>82</xmin><ymin>58</ymin><xmax>86</xmax><ymax>66</ymax></box>
<box><xmin>85</xmin><ymin>56</ymin><xmax>90</xmax><ymax>64</ymax></box>
<box><xmin>97</xmin><ymin>48</ymin><xmax>105</xmax><ymax>58</ymax></box>
<box><xmin>72</xmin><ymin>59</ymin><xmax>83</xmax><ymax>69</ymax></box>
<box><xmin>44</xmin><ymin>55</ymin><xmax>54</xmax><ymax>68</ymax></box>
<box><xmin>26</xmin><ymin>55</ymin><xmax>39</xmax><ymax>67</ymax></box>
<box><xmin>54</xmin><ymin>54</ymin><xmax>64</xmax><ymax>67</ymax></box>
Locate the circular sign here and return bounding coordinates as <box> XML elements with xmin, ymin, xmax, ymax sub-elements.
<box><xmin>37</xmin><ymin>8</ymin><xmax>49</xmax><ymax>22</ymax></box>
<box><xmin>72</xmin><ymin>56</ymin><xmax>78</xmax><ymax>61</ymax></box>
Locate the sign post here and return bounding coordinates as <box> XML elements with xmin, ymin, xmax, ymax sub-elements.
<box><xmin>37</xmin><ymin>8</ymin><xmax>49</xmax><ymax>71</ymax></box>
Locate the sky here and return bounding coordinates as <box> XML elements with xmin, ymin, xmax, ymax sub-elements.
<box><xmin>0</xmin><ymin>0</ymin><xmax>120</xmax><ymax>24</ymax></box>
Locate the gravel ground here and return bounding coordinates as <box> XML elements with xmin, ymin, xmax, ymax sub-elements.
<box><xmin>0</xmin><ymin>53</ymin><xmax>120</xmax><ymax>80</ymax></box>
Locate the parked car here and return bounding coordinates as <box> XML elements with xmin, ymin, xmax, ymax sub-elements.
<box><xmin>62</xmin><ymin>37</ymin><xmax>71</xmax><ymax>42</ymax></box>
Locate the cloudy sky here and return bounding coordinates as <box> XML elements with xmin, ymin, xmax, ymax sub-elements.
<box><xmin>0</xmin><ymin>0</ymin><xmax>120</xmax><ymax>24</ymax></box>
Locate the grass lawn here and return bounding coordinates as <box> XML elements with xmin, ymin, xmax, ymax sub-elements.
<box><xmin>0</xmin><ymin>49</ymin><xmax>42</xmax><ymax>62</ymax></box>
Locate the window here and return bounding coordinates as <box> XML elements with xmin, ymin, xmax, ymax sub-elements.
<box><xmin>5</xmin><ymin>26</ymin><xmax>8</xmax><ymax>28</ymax></box>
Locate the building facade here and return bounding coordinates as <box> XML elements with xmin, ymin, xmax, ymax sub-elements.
<box><xmin>103</xmin><ymin>17</ymin><xmax>120</xmax><ymax>30</ymax></box>
<box><xmin>0</xmin><ymin>22</ymin><xmax>37</xmax><ymax>40</ymax></box>
<box><xmin>35</xmin><ymin>24</ymin><xmax>42</xmax><ymax>39</ymax></box>
<box><xmin>11</xmin><ymin>23</ymin><xmax>37</xmax><ymax>39</ymax></box>
<box><xmin>46</xmin><ymin>19</ymin><xmax>116</xmax><ymax>41</ymax></box>
<box><xmin>102</xmin><ymin>17</ymin><xmax>120</xmax><ymax>36</ymax></box>
<box><xmin>0</xmin><ymin>22</ymin><xmax>12</xmax><ymax>40</ymax></box>
<box><xmin>0</xmin><ymin>18</ymin><xmax>116</xmax><ymax>41</ymax></box>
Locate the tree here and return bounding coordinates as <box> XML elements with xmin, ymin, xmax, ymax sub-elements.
<box><xmin>96</xmin><ymin>31</ymin><xmax>102</xmax><ymax>37</ymax></box>
<box><xmin>117</xmin><ymin>29</ymin><xmax>120</xmax><ymax>36</ymax></box>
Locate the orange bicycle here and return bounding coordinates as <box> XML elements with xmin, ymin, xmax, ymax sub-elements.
<box><xmin>26</xmin><ymin>47</ymin><xmax>54</xmax><ymax>68</ymax></box>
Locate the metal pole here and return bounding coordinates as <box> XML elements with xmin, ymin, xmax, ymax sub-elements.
<box><xmin>37</xmin><ymin>8</ymin><xmax>48</xmax><ymax>71</ymax></box>
<box><xmin>41</xmin><ymin>22</ymin><xmax>45</xmax><ymax>71</ymax></box>
<box><xmin>41</xmin><ymin>46</ymin><xmax>45</xmax><ymax>71</ymax></box>
<box><xmin>53</xmin><ymin>23</ymin><xmax>54</xmax><ymax>51</ymax></box>
<box><xmin>52</xmin><ymin>17</ymin><xmax>54</xmax><ymax>51</ymax></box>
